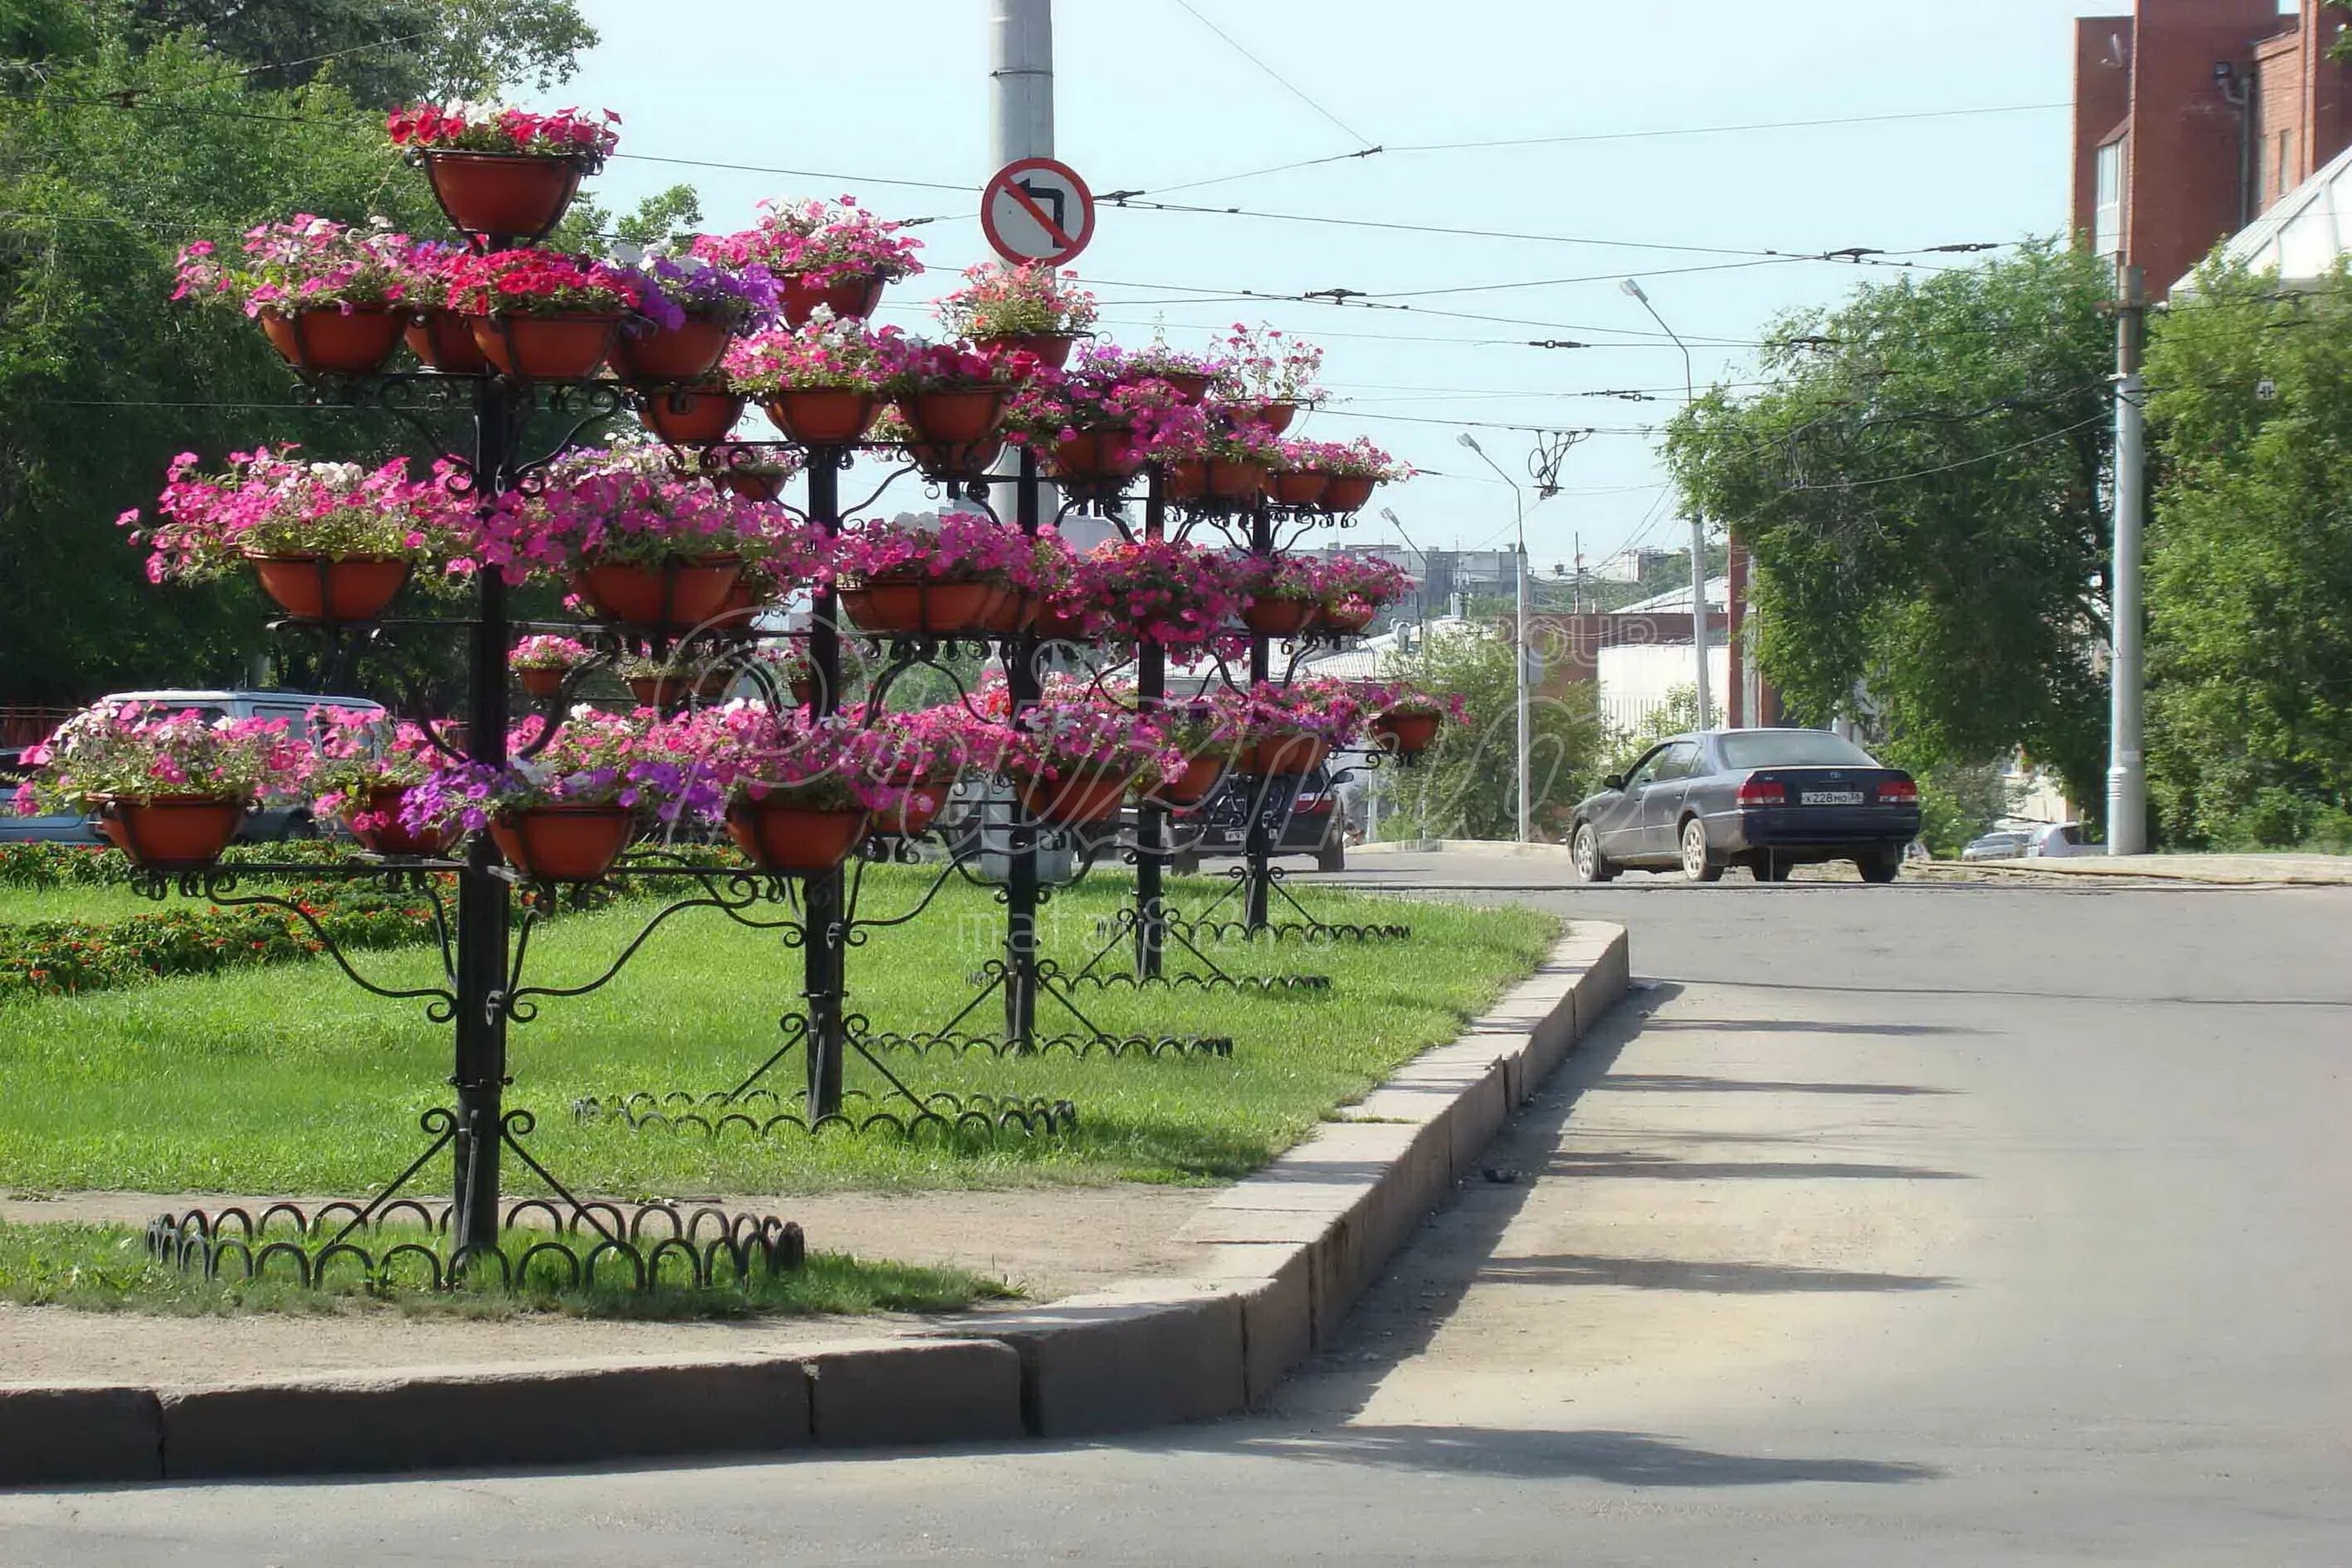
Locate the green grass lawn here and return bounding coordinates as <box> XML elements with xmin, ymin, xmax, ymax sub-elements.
<box><xmin>0</xmin><ymin>868</ymin><xmax>1553</xmax><ymax>1198</ymax></box>
<box><xmin>0</xmin><ymin>884</ymin><xmax>164</xmax><ymax>926</ymax></box>
<box><xmin>0</xmin><ymin>1221</ymin><xmax>1011</xmax><ymax>1321</ymax></box>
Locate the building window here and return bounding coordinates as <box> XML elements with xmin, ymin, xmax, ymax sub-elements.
<box><xmin>2094</xmin><ymin>141</ymin><xmax>2123</xmax><ymax>259</ymax></box>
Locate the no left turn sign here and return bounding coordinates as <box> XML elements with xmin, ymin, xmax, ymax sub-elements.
<box><xmin>981</xmin><ymin>157</ymin><xmax>1096</xmax><ymax>267</ymax></box>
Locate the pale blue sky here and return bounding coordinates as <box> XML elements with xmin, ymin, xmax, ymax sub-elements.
<box><xmin>551</xmin><ymin>0</ymin><xmax>2144</xmax><ymax>569</ymax></box>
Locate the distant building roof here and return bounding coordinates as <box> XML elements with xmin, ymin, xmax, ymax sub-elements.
<box><xmin>1612</xmin><ymin>575</ymin><xmax>1729</xmax><ymax>615</ymax></box>
<box><xmin>2176</xmin><ymin>140</ymin><xmax>2352</xmax><ymax>297</ymax></box>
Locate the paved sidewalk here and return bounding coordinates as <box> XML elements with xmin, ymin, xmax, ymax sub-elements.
<box><xmin>1970</xmin><ymin>852</ymin><xmax>2352</xmax><ymax>886</ymax></box>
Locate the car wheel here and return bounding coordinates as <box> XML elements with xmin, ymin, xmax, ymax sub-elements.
<box><xmin>1171</xmin><ymin>853</ymin><xmax>1200</xmax><ymax>876</ymax></box>
<box><xmin>1316</xmin><ymin>844</ymin><xmax>1345</xmax><ymax>873</ymax></box>
<box><xmin>1679</xmin><ymin>818</ymin><xmax>1723</xmax><ymax>884</ymax></box>
<box><xmin>1858</xmin><ymin>849</ymin><xmax>1902</xmax><ymax>884</ymax></box>
<box><xmin>283</xmin><ymin>811</ymin><xmax>318</xmax><ymax>842</ymax></box>
<box><xmin>1572</xmin><ymin>822</ymin><xmax>1617</xmax><ymax>883</ymax></box>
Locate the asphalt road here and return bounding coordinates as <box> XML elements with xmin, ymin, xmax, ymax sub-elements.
<box><xmin>7</xmin><ymin>857</ymin><xmax>2350</xmax><ymax>1564</ymax></box>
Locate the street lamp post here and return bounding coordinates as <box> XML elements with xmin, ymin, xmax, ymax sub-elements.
<box><xmin>1456</xmin><ymin>434</ymin><xmax>1531</xmax><ymax>844</ymax></box>
<box><xmin>1621</xmin><ymin>278</ymin><xmax>1713</xmax><ymax>731</ymax></box>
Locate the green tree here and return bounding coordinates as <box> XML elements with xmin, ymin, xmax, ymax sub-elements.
<box><xmin>1664</xmin><ymin>241</ymin><xmax>2116</xmax><ymax>810</ymax></box>
<box><xmin>2140</xmin><ymin>262</ymin><xmax>2352</xmax><ymax>848</ymax></box>
<box><xmin>1376</xmin><ymin>630</ymin><xmax>1604</xmax><ymax>842</ymax></box>
<box><xmin>0</xmin><ymin>9</ymin><xmax>597</xmax><ymax>706</ymax></box>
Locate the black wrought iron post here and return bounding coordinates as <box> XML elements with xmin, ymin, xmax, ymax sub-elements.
<box><xmin>450</xmin><ymin>374</ymin><xmax>517</xmax><ymax>1254</ymax></box>
<box><xmin>1244</xmin><ymin>495</ymin><xmax>1274</xmax><ymax>935</ymax></box>
<box><xmin>1003</xmin><ymin>448</ymin><xmax>1042</xmax><ymax>1046</ymax></box>
<box><xmin>804</xmin><ymin>449</ymin><xmax>848</xmax><ymax>1117</ymax></box>
<box><xmin>1134</xmin><ymin>464</ymin><xmax>1167</xmax><ymax>977</ymax></box>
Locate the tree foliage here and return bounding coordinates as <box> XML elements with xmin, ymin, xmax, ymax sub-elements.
<box><xmin>1663</xmin><ymin>241</ymin><xmax>2115</xmax><ymax>808</ymax></box>
<box><xmin>1377</xmin><ymin>630</ymin><xmax>1604</xmax><ymax>841</ymax></box>
<box><xmin>0</xmin><ymin>5</ymin><xmax>597</xmax><ymax>706</ymax></box>
<box><xmin>2141</xmin><ymin>263</ymin><xmax>2352</xmax><ymax>848</ymax></box>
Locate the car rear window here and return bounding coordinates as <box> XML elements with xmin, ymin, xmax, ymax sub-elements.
<box><xmin>1717</xmin><ymin>731</ymin><xmax>1882</xmax><ymax>769</ymax></box>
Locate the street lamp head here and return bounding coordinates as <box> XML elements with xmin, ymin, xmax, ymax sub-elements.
<box><xmin>1619</xmin><ymin>278</ymin><xmax>1649</xmax><ymax>303</ymax></box>
<box><xmin>1455</xmin><ymin>431</ymin><xmax>1483</xmax><ymax>454</ymax></box>
<box><xmin>1379</xmin><ymin>506</ymin><xmax>1400</xmax><ymax>525</ymax></box>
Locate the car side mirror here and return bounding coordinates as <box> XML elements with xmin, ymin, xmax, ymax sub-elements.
<box><xmin>1602</xmin><ymin>774</ymin><xmax>1626</xmax><ymax>792</ymax></box>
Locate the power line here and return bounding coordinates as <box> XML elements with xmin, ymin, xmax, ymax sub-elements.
<box><xmin>1388</xmin><ymin>101</ymin><xmax>2071</xmax><ymax>154</ymax></box>
<box><xmin>1163</xmin><ymin>0</ymin><xmax>1375</xmax><ymax>149</ymax></box>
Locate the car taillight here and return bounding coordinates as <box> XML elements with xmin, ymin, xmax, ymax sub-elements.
<box><xmin>1734</xmin><ymin>778</ymin><xmax>1786</xmax><ymax>805</ymax></box>
<box><xmin>1878</xmin><ymin>779</ymin><xmax>1919</xmax><ymax>804</ymax></box>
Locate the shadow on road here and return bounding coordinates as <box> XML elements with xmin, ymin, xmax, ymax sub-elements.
<box><xmin>1595</xmin><ymin>1073</ymin><xmax>1959</xmax><ymax>1096</ymax></box>
<box><xmin>1177</xmin><ymin>1425</ymin><xmax>1942</xmax><ymax>1486</ymax></box>
<box><xmin>1543</xmin><ymin>1152</ymin><xmax>1975</xmax><ymax>1181</ymax></box>
<box><xmin>1473</xmin><ymin>1252</ymin><xmax>1955</xmax><ymax>1294</ymax></box>
<box><xmin>1642</xmin><ymin>1018</ymin><xmax>1973</xmax><ymax>1036</ymax></box>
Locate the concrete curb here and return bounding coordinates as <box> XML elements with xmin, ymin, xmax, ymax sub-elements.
<box><xmin>1350</xmin><ymin>838</ymin><xmax>1578</xmax><ymax>861</ymax></box>
<box><xmin>1969</xmin><ymin>855</ymin><xmax>2352</xmax><ymax>887</ymax></box>
<box><xmin>0</xmin><ymin>924</ymin><xmax>1628</xmax><ymax>1482</ymax></box>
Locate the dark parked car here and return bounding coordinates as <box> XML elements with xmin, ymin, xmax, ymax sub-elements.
<box><xmin>1570</xmin><ymin>728</ymin><xmax>1921</xmax><ymax>884</ymax></box>
<box><xmin>1170</xmin><ymin>764</ymin><xmax>1345</xmax><ymax>874</ymax></box>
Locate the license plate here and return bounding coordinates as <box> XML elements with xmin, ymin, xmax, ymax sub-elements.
<box><xmin>1805</xmin><ymin>790</ymin><xmax>1864</xmax><ymax>806</ymax></box>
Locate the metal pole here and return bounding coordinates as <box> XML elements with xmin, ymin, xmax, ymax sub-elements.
<box><xmin>989</xmin><ymin>0</ymin><xmax>1054</xmax><ymax>167</ymax></box>
<box><xmin>2107</xmin><ymin>264</ymin><xmax>2148</xmax><ymax>855</ymax></box>
<box><xmin>1004</xmin><ymin>448</ymin><xmax>1043</xmax><ymax>1042</ymax></box>
<box><xmin>804</xmin><ymin>453</ymin><xmax>847</xmax><ymax>1116</ymax></box>
<box><xmin>1134</xmin><ymin>466</ymin><xmax>1167</xmax><ymax>978</ymax></box>
<box><xmin>1456</xmin><ymin>435</ymin><xmax>1532</xmax><ymax>841</ymax></box>
<box><xmin>1515</xmin><ymin>536</ymin><xmax>1531</xmax><ymax>843</ymax></box>
<box><xmin>1244</xmin><ymin>499</ymin><xmax>1273</xmax><ymax>935</ymax></box>
<box><xmin>1622</xmin><ymin>279</ymin><xmax>1713</xmax><ymax>731</ymax></box>
<box><xmin>450</xmin><ymin>377</ymin><xmax>514</xmax><ymax>1255</ymax></box>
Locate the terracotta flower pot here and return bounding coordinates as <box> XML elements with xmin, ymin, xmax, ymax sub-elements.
<box><xmin>1153</xmin><ymin>370</ymin><xmax>1214</xmax><ymax>405</ymax></box>
<box><xmin>1149</xmin><ymin>753</ymin><xmax>1228</xmax><ymax>808</ymax></box>
<box><xmin>93</xmin><ymin>795</ymin><xmax>245</xmax><ymax>870</ymax></box>
<box><xmin>901</xmin><ymin>387</ymin><xmax>1007</xmax><ymax>445</ymax></box>
<box><xmin>405</xmin><ymin>310</ymin><xmax>493</xmax><ymax>373</ymax></box>
<box><xmin>1320</xmin><ymin>474</ymin><xmax>1377</xmax><ymax>514</ymax></box>
<box><xmin>1242</xmin><ymin>596</ymin><xmax>1317</xmax><ymax>638</ymax></box>
<box><xmin>259</xmin><ymin>307</ymin><xmax>404</xmax><ymax>375</ymax></box>
<box><xmin>1253</xmin><ymin>401</ymin><xmax>1301</xmax><ymax>436</ymax></box>
<box><xmin>976</xmin><ymin>332</ymin><xmax>1079</xmax><ymax>369</ymax></box>
<box><xmin>1371</xmin><ymin>710</ymin><xmax>1443</xmax><ymax>757</ymax></box>
<box><xmin>720</xmin><ymin>470</ymin><xmax>786</xmax><ymax>503</ymax></box>
<box><xmin>624</xmin><ymin>673</ymin><xmax>709</xmax><ymax>712</ymax></box>
<box><xmin>975</xmin><ymin>590</ymin><xmax>1036</xmax><ymax>635</ymax></box>
<box><xmin>612</xmin><ymin>318</ymin><xmax>734</xmax><ymax>383</ymax></box>
<box><xmin>725</xmin><ymin>801</ymin><xmax>869</xmax><ymax>874</ymax></box>
<box><xmin>344</xmin><ymin>784</ymin><xmax>459</xmax><ymax>858</ymax></box>
<box><xmin>1243</xmin><ymin>734</ymin><xmax>1330</xmax><ymax>777</ymax></box>
<box><xmin>764</xmin><ymin>388</ymin><xmax>880</xmax><ymax>446</ymax></box>
<box><xmin>572</xmin><ymin>555</ymin><xmax>743</xmax><ymax>626</ymax></box>
<box><xmin>1164</xmin><ymin>459</ymin><xmax>1207</xmax><ymax>503</ymax></box>
<box><xmin>1051</xmin><ymin>428</ymin><xmax>1144</xmax><ymax>482</ymax></box>
<box><xmin>637</xmin><ymin>388</ymin><xmax>744</xmax><ymax>445</ymax></box>
<box><xmin>468</xmin><ymin>313</ymin><xmax>622</xmax><ymax>379</ymax></box>
<box><xmin>904</xmin><ymin>436</ymin><xmax>1004</xmax><ymax>480</ymax></box>
<box><xmin>780</xmin><ymin>274</ymin><xmax>885</xmax><ymax>328</ymax></box>
<box><xmin>517</xmin><ymin>665</ymin><xmax>571</xmax><ymax>699</ymax></box>
<box><xmin>1269</xmin><ymin>470</ymin><xmax>1329</xmax><ymax>508</ymax></box>
<box><xmin>1020</xmin><ymin>768</ymin><xmax>1132</xmax><ymax>827</ymax></box>
<box><xmin>1206</xmin><ymin>459</ymin><xmax>1268</xmax><ymax>503</ymax></box>
<box><xmin>246</xmin><ymin>553</ymin><xmax>409</xmax><ymax>622</ymax></box>
<box><xmin>421</xmin><ymin>150</ymin><xmax>583</xmax><ymax>238</ymax></box>
<box><xmin>877</xmin><ymin>775</ymin><xmax>953</xmax><ymax>837</ymax></box>
<box><xmin>490</xmin><ymin>804</ymin><xmax>636</xmax><ymax>882</ymax></box>
<box><xmin>839</xmin><ymin>578</ymin><xmax>1009</xmax><ymax>637</ymax></box>
<box><xmin>1318</xmin><ymin>601</ymin><xmax>1376</xmax><ymax>636</ymax></box>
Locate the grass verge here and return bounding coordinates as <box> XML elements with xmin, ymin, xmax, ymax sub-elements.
<box><xmin>0</xmin><ymin>1221</ymin><xmax>1014</xmax><ymax>1321</ymax></box>
<box><xmin>0</xmin><ymin>867</ymin><xmax>1556</xmax><ymax>1195</ymax></box>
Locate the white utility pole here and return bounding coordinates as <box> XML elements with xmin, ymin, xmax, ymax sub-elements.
<box><xmin>2107</xmin><ymin>264</ymin><xmax>2148</xmax><ymax>855</ymax></box>
<box><xmin>1457</xmin><ymin>434</ymin><xmax>1531</xmax><ymax>843</ymax></box>
<box><xmin>989</xmin><ymin>0</ymin><xmax>1054</xmax><ymax>165</ymax></box>
<box><xmin>1621</xmin><ymin>278</ymin><xmax>1713</xmax><ymax>730</ymax></box>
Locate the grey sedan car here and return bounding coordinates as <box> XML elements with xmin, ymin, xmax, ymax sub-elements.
<box><xmin>1571</xmin><ymin>728</ymin><xmax>1922</xmax><ymax>884</ymax></box>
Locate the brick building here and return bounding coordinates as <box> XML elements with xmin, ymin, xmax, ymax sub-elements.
<box><xmin>2074</xmin><ymin>2</ymin><xmax>2352</xmax><ymax>296</ymax></box>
